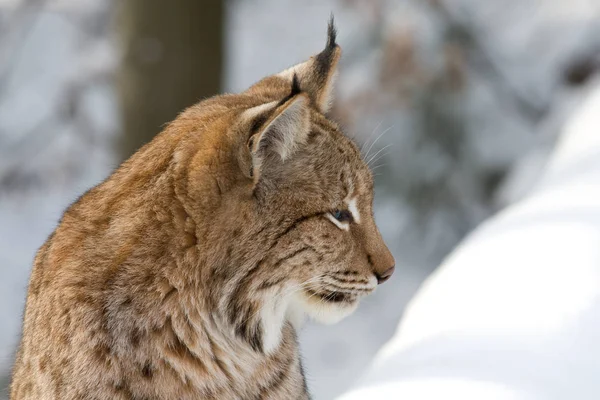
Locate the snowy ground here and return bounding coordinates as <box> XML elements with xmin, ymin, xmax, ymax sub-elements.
<box><xmin>338</xmin><ymin>79</ymin><xmax>600</xmax><ymax>400</ymax></box>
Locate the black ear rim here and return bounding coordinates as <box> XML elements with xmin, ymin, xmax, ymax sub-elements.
<box><xmin>248</xmin><ymin>114</ymin><xmax>270</xmax><ymax>139</ymax></box>
<box><xmin>275</xmin><ymin>73</ymin><xmax>303</xmax><ymax>108</ymax></box>
<box><xmin>291</xmin><ymin>73</ymin><xmax>301</xmax><ymax>96</ymax></box>
<box><xmin>247</xmin><ymin>75</ymin><xmax>304</xmax><ymax>144</ymax></box>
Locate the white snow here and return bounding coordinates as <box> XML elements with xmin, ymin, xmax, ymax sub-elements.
<box><xmin>338</xmin><ymin>80</ymin><xmax>600</xmax><ymax>400</ymax></box>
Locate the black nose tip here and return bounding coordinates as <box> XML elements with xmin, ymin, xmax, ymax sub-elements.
<box><xmin>376</xmin><ymin>266</ymin><xmax>395</xmax><ymax>284</ymax></box>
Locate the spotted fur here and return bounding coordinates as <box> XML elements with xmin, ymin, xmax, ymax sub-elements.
<box><xmin>11</xmin><ymin>18</ymin><xmax>394</xmax><ymax>399</ymax></box>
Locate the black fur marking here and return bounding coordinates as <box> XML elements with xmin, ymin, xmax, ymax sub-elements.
<box><xmin>255</xmin><ymin>355</ymin><xmax>292</xmax><ymax>398</ymax></box>
<box><xmin>227</xmin><ymin>262</ymin><xmax>266</xmax><ymax>353</ymax></box>
<box><xmin>306</xmin><ymin>289</ymin><xmax>351</xmax><ymax>303</ymax></box>
<box><xmin>291</xmin><ymin>73</ymin><xmax>302</xmax><ymax>96</ymax></box>
<box><xmin>269</xmin><ymin>212</ymin><xmax>325</xmax><ymax>251</ymax></box>
<box><xmin>113</xmin><ymin>379</ymin><xmax>134</xmax><ymax>397</ymax></box>
<box><xmin>327</xmin><ymin>282</ymin><xmax>371</xmax><ymax>292</ymax></box>
<box><xmin>276</xmin><ymin>73</ymin><xmax>303</xmax><ymax>108</ymax></box>
<box><xmin>141</xmin><ymin>362</ymin><xmax>153</xmax><ymax>379</ymax></box>
<box><xmin>120</xmin><ymin>296</ymin><xmax>132</xmax><ymax>308</ymax></box>
<box><xmin>227</xmin><ymin>263</ymin><xmax>261</xmax><ymax>323</ymax></box>
<box><xmin>129</xmin><ymin>327</ymin><xmax>141</xmax><ymax>348</ymax></box>
<box><xmin>272</xmin><ymin>246</ymin><xmax>313</xmax><ymax>268</ymax></box>
<box><xmin>161</xmin><ymin>286</ymin><xmax>178</xmax><ymax>305</ymax></box>
<box><xmin>248</xmin><ymin>325</ymin><xmax>263</xmax><ymax>353</ymax></box>
<box><xmin>257</xmin><ymin>246</ymin><xmax>316</xmax><ymax>290</ymax></box>
<box><xmin>253</xmin><ymin>223</ymin><xmax>269</xmax><ymax>238</ymax></box>
<box><xmin>331</xmin><ymin>273</ymin><xmax>369</xmax><ymax>284</ymax></box>
<box><xmin>257</xmin><ymin>276</ymin><xmax>286</xmax><ymax>291</ymax></box>
<box><xmin>206</xmin><ymin>334</ymin><xmax>234</xmax><ymax>382</ymax></box>
<box><xmin>235</xmin><ymin>317</ymin><xmax>263</xmax><ymax>353</ymax></box>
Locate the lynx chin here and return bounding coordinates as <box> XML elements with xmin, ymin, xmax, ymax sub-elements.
<box><xmin>11</xmin><ymin>17</ymin><xmax>395</xmax><ymax>399</ymax></box>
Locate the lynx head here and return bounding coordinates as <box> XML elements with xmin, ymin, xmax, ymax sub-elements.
<box><xmin>171</xmin><ymin>18</ymin><xmax>394</xmax><ymax>353</ymax></box>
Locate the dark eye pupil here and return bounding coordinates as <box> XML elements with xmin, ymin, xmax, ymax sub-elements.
<box><xmin>333</xmin><ymin>210</ymin><xmax>352</xmax><ymax>222</ymax></box>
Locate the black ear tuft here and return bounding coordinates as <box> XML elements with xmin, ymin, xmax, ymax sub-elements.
<box><xmin>327</xmin><ymin>14</ymin><xmax>337</xmax><ymax>49</ymax></box>
<box><xmin>271</xmin><ymin>16</ymin><xmax>341</xmax><ymax>113</ymax></box>
<box><xmin>314</xmin><ymin>16</ymin><xmax>340</xmax><ymax>80</ymax></box>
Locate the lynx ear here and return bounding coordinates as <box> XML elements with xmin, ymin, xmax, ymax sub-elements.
<box><xmin>248</xmin><ymin>91</ymin><xmax>310</xmax><ymax>182</ymax></box>
<box><xmin>277</xmin><ymin>17</ymin><xmax>341</xmax><ymax>113</ymax></box>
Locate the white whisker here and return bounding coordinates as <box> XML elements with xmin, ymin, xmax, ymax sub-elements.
<box><xmin>370</xmin><ymin>164</ymin><xmax>387</xmax><ymax>172</ymax></box>
<box><xmin>360</xmin><ymin>120</ymin><xmax>383</xmax><ymax>154</ymax></box>
<box><xmin>366</xmin><ymin>143</ymin><xmax>393</xmax><ymax>166</ymax></box>
<box><xmin>364</xmin><ymin>126</ymin><xmax>393</xmax><ymax>160</ymax></box>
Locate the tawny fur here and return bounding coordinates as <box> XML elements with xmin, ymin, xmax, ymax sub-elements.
<box><xmin>11</xmin><ymin>19</ymin><xmax>394</xmax><ymax>400</ymax></box>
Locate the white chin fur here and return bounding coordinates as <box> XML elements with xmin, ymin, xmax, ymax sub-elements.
<box><xmin>289</xmin><ymin>291</ymin><xmax>358</xmax><ymax>325</ymax></box>
<box><xmin>259</xmin><ymin>287</ymin><xmax>359</xmax><ymax>354</ymax></box>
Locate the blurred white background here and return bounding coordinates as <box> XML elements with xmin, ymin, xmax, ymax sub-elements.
<box><xmin>1</xmin><ymin>0</ymin><xmax>599</xmax><ymax>398</ymax></box>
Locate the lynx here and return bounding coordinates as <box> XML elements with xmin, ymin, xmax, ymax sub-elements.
<box><xmin>11</xmin><ymin>19</ymin><xmax>394</xmax><ymax>399</ymax></box>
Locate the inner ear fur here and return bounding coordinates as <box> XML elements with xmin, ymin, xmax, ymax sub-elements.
<box><xmin>247</xmin><ymin>94</ymin><xmax>310</xmax><ymax>182</ymax></box>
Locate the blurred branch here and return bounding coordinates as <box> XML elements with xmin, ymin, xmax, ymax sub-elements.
<box><xmin>563</xmin><ymin>46</ymin><xmax>600</xmax><ymax>87</ymax></box>
<box><xmin>337</xmin><ymin>0</ymin><xmax>385</xmax><ymax>68</ymax></box>
<box><xmin>0</xmin><ymin>1</ymin><xmax>117</xmax><ymax>192</ymax></box>
<box><xmin>430</xmin><ymin>0</ymin><xmax>548</xmax><ymax>122</ymax></box>
<box><xmin>0</xmin><ymin>112</ymin><xmax>62</xmax><ymax>188</ymax></box>
<box><xmin>0</xmin><ymin>69</ymin><xmax>112</xmax><ymax>190</ymax></box>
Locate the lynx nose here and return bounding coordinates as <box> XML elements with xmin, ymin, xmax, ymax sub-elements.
<box><xmin>376</xmin><ymin>266</ymin><xmax>395</xmax><ymax>285</ymax></box>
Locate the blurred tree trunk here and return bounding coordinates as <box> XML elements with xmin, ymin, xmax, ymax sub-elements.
<box><xmin>116</xmin><ymin>0</ymin><xmax>223</xmax><ymax>161</ymax></box>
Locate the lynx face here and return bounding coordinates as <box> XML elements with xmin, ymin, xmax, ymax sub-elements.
<box><xmin>190</xmin><ymin>22</ymin><xmax>396</xmax><ymax>352</ymax></box>
<box><xmin>246</xmin><ymin>100</ymin><xmax>395</xmax><ymax>327</ymax></box>
<box><xmin>256</xmin><ymin>123</ymin><xmax>395</xmax><ymax>330</ymax></box>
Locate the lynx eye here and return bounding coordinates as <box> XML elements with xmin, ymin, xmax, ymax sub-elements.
<box><xmin>332</xmin><ymin>209</ymin><xmax>353</xmax><ymax>223</ymax></box>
